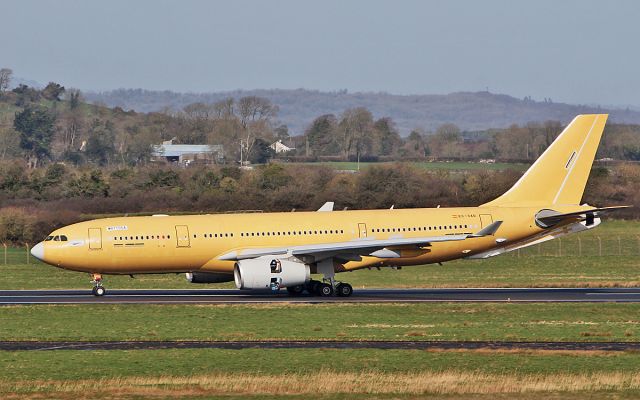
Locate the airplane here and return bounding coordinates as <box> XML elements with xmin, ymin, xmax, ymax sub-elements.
<box><xmin>30</xmin><ymin>114</ymin><xmax>627</xmax><ymax>297</ymax></box>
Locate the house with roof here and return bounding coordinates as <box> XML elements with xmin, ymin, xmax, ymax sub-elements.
<box><xmin>270</xmin><ymin>140</ymin><xmax>295</xmax><ymax>154</ymax></box>
<box><xmin>152</xmin><ymin>139</ymin><xmax>224</xmax><ymax>165</ymax></box>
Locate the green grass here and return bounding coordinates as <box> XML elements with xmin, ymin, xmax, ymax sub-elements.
<box><xmin>292</xmin><ymin>161</ymin><xmax>529</xmax><ymax>172</ymax></box>
<box><xmin>2</xmin><ymin>220</ymin><xmax>639</xmax><ymax>290</ymax></box>
<box><xmin>1</xmin><ymin>348</ymin><xmax>639</xmax><ymax>381</ymax></box>
<box><xmin>1</xmin><ymin>303</ymin><xmax>639</xmax><ymax>342</ymax></box>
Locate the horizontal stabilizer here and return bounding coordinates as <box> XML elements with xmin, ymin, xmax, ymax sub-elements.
<box><xmin>317</xmin><ymin>202</ymin><xmax>334</xmax><ymax>212</ymax></box>
<box><xmin>535</xmin><ymin>206</ymin><xmax>630</xmax><ymax>228</ymax></box>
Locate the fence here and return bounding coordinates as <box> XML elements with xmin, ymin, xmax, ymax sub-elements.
<box><xmin>2</xmin><ymin>244</ymin><xmax>34</xmax><ymax>265</ymax></box>
<box><xmin>509</xmin><ymin>236</ymin><xmax>640</xmax><ymax>258</ymax></box>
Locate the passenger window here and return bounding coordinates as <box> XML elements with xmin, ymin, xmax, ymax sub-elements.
<box><xmin>53</xmin><ymin>236</ymin><xmax>60</xmax><ymax>241</ymax></box>
<box><xmin>60</xmin><ymin>235</ymin><xmax>68</xmax><ymax>241</ymax></box>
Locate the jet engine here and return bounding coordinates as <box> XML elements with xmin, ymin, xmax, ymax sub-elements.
<box><xmin>234</xmin><ymin>258</ymin><xmax>310</xmax><ymax>290</ymax></box>
<box><xmin>185</xmin><ymin>272</ymin><xmax>234</xmax><ymax>284</ymax></box>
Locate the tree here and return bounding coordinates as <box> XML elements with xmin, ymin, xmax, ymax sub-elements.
<box><xmin>213</xmin><ymin>98</ymin><xmax>234</xmax><ymax>118</ymax></box>
<box><xmin>14</xmin><ymin>107</ymin><xmax>56</xmax><ymax>168</ymax></box>
<box><xmin>373</xmin><ymin>117</ymin><xmax>401</xmax><ymax>156</ymax></box>
<box><xmin>0</xmin><ymin>124</ymin><xmax>20</xmax><ymax>160</ymax></box>
<box><xmin>42</xmin><ymin>82</ymin><xmax>65</xmax><ymax>101</ymax></box>
<box><xmin>66</xmin><ymin>89</ymin><xmax>82</xmax><ymax>109</ymax></box>
<box><xmin>0</xmin><ymin>68</ymin><xmax>12</xmax><ymax>93</ymax></box>
<box><xmin>305</xmin><ymin>114</ymin><xmax>339</xmax><ymax>156</ymax></box>
<box><xmin>183</xmin><ymin>102</ymin><xmax>212</xmax><ymax>120</ymax></box>
<box><xmin>406</xmin><ymin>129</ymin><xmax>428</xmax><ymax>157</ymax></box>
<box><xmin>58</xmin><ymin>108</ymin><xmax>84</xmax><ymax>152</ymax></box>
<box><xmin>12</xmin><ymin>84</ymin><xmax>40</xmax><ymax>106</ymax></box>
<box><xmin>274</xmin><ymin>124</ymin><xmax>290</xmax><ymax>142</ymax></box>
<box><xmin>339</xmin><ymin>108</ymin><xmax>374</xmax><ymax>160</ymax></box>
<box><xmin>238</xmin><ymin>96</ymin><xmax>278</xmax><ymax>127</ymax></box>
<box><xmin>248</xmin><ymin>138</ymin><xmax>275</xmax><ymax>164</ymax></box>
<box><xmin>429</xmin><ymin>123</ymin><xmax>461</xmax><ymax>158</ymax></box>
<box><xmin>85</xmin><ymin>119</ymin><xmax>116</xmax><ymax>165</ymax></box>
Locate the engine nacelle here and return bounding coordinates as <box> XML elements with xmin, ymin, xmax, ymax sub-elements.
<box><xmin>234</xmin><ymin>258</ymin><xmax>310</xmax><ymax>290</ymax></box>
<box><xmin>185</xmin><ymin>272</ymin><xmax>234</xmax><ymax>284</ymax></box>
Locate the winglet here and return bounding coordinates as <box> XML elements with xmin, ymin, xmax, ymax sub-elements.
<box><xmin>469</xmin><ymin>221</ymin><xmax>503</xmax><ymax>238</ymax></box>
<box><xmin>317</xmin><ymin>202</ymin><xmax>334</xmax><ymax>212</ymax></box>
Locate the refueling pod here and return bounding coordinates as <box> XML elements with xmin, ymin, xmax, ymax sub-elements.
<box><xmin>185</xmin><ymin>272</ymin><xmax>234</xmax><ymax>284</ymax></box>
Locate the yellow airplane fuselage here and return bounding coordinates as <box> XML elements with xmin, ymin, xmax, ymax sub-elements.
<box><xmin>39</xmin><ymin>204</ymin><xmax>584</xmax><ymax>275</ymax></box>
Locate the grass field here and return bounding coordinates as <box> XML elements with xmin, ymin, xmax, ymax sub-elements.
<box><xmin>3</xmin><ymin>302</ymin><xmax>640</xmax><ymax>398</ymax></box>
<box><xmin>292</xmin><ymin>161</ymin><xmax>530</xmax><ymax>172</ymax></box>
<box><xmin>2</xmin><ymin>349</ymin><xmax>640</xmax><ymax>399</ymax></box>
<box><xmin>0</xmin><ymin>302</ymin><xmax>639</xmax><ymax>342</ymax></box>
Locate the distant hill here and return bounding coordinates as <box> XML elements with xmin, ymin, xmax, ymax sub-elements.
<box><xmin>84</xmin><ymin>89</ymin><xmax>640</xmax><ymax>136</ymax></box>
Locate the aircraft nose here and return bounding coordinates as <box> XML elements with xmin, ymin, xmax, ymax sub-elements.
<box><xmin>30</xmin><ymin>242</ymin><xmax>44</xmax><ymax>261</ymax></box>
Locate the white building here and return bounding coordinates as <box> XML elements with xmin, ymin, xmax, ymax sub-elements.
<box><xmin>270</xmin><ymin>140</ymin><xmax>295</xmax><ymax>154</ymax></box>
<box><xmin>152</xmin><ymin>141</ymin><xmax>224</xmax><ymax>164</ymax></box>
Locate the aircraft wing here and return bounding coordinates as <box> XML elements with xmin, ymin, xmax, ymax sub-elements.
<box><xmin>218</xmin><ymin>221</ymin><xmax>503</xmax><ymax>262</ymax></box>
<box><xmin>535</xmin><ymin>206</ymin><xmax>629</xmax><ymax>228</ymax></box>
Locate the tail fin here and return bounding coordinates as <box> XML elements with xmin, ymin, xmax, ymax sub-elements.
<box><xmin>483</xmin><ymin>114</ymin><xmax>608</xmax><ymax>207</ymax></box>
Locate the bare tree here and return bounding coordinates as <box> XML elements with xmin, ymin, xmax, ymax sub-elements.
<box><xmin>238</xmin><ymin>96</ymin><xmax>278</xmax><ymax>127</ymax></box>
<box><xmin>213</xmin><ymin>98</ymin><xmax>235</xmax><ymax>118</ymax></box>
<box><xmin>339</xmin><ymin>108</ymin><xmax>374</xmax><ymax>159</ymax></box>
<box><xmin>183</xmin><ymin>102</ymin><xmax>212</xmax><ymax>120</ymax></box>
<box><xmin>0</xmin><ymin>68</ymin><xmax>12</xmax><ymax>92</ymax></box>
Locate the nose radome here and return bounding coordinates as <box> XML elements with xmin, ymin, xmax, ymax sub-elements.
<box><xmin>30</xmin><ymin>242</ymin><xmax>44</xmax><ymax>261</ymax></box>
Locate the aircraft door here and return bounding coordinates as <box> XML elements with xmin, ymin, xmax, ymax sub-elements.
<box><xmin>358</xmin><ymin>223</ymin><xmax>367</xmax><ymax>238</ymax></box>
<box><xmin>479</xmin><ymin>214</ymin><xmax>493</xmax><ymax>228</ymax></box>
<box><xmin>175</xmin><ymin>225</ymin><xmax>190</xmax><ymax>248</ymax></box>
<box><xmin>88</xmin><ymin>228</ymin><xmax>102</xmax><ymax>250</ymax></box>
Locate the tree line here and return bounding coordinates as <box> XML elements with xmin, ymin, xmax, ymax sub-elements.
<box><xmin>0</xmin><ymin>161</ymin><xmax>636</xmax><ymax>244</ymax></box>
<box><xmin>1</xmin><ymin>71</ymin><xmax>640</xmax><ymax>168</ymax></box>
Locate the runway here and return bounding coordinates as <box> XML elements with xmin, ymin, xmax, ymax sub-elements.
<box><xmin>1</xmin><ymin>287</ymin><xmax>640</xmax><ymax>304</ymax></box>
<box><xmin>1</xmin><ymin>340</ymin><xmax>639</xmax><ymax>351</ymax></box>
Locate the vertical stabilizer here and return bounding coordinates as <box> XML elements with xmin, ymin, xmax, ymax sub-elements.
<box><xmin>482</xmin><ymin>114</ymin><xmax>608</xmax><ymax>207</ymax></box>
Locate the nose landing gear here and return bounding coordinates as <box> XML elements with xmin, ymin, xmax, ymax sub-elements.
<box><xmin>91</xmin><ymin>274</ymin><xmax>106</xmax><ymax>296</ymax></box>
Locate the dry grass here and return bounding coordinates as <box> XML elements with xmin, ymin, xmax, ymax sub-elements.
<box><xmin>2</xmin><ymin>371</ymin><xmax>640</xmax><ymax>398</ymax></box>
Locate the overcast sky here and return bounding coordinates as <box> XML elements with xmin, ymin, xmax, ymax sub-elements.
<box><xmin>3</xmin><ymin>0</ymin><xmax>639</xmax><ymax>106</ymax></box>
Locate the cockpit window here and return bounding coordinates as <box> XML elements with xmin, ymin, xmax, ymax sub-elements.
<box><xmin>49</xmin><ymin>235</ymin><xmax>68</xmax><ymax>242</ymax></box>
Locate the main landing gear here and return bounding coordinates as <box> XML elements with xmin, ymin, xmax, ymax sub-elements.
<box><xmin>312</xmin><ymin>259</ymin><xmax>353</xmax><ymax>297</ymax></box>
<box><xmin>294</xmin><ymin>279</ymin><xmax>352</xmax><ymax>297</ymax></box>
<box><xmin>91</xmin><ymin>273</ymin><xmax>106</xmax><ymax>296</ymax></box>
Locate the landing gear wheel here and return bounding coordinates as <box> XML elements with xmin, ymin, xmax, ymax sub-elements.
<box><xmin>318</xmin><ymin>283</ymin><xmax>334</xmax><ymax>297</ymax></box>
<box><xmin>286</xmin><ymin>285</ymin><xmax>305</xmax><ymax>296</ymax></box>
<box><xmin>336</xmin><ymin>283</ymin><xmax>353</xmax><ymax>297</ymax></box>
<box><xmin>90</xmin><ymin>273</ymin><xmax>105</xmax><ymax>297</ymax></box>
<box><xmin>306</xmin><ymin>280</ymin><xmax>321</xmax><ymax>295</ymax></box>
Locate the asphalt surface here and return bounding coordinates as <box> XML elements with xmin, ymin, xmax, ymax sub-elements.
<box><xmin>0</xmin><ymin>340</ymin><xmax>639</xmax><ymax>351</ymax></box>
<box><xmin>1</xmin><ymin>287</ymin><xmax>640</xmax><ymax>304</ymax></box>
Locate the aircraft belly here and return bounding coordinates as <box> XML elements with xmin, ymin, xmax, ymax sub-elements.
<box><xmin>59</xmin><ymin>246</ymin><xmax>213</xmax><ymax>274</ymax></box>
